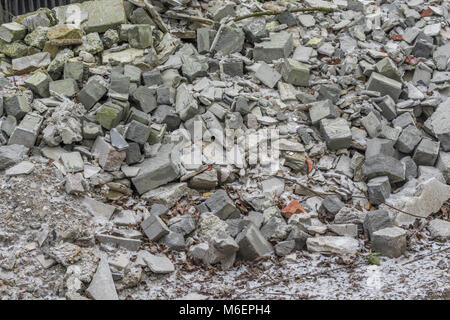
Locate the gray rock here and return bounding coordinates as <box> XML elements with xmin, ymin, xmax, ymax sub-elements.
<box><xmin>306</xmin><ymin>236</ymin><xmax>359</xmax><ymax>255</ymax></box>
<box><xmin>4</xmin><ymin>95</ymin><xmax>31</xmax><ymax>120</ymax></box>
<box><xmin>366</xmin><ymin>72</ymin><xmax>402</xmax><ymax>102</ymax></box>
<box><xmin>222</xmin><ymin>59</ymin><xmax>244</xmax><ymax>77</ymax></box>
<box><xmin>210</xmin><ymin>24</ymin><xmax>244</xmax><ymax>56</ymax></box>
<box><xmin>188</xmin><ymin>170</ymin><xmax>218</xmax><ymax>190</ymax></box>
<box><xmin>320</xmin><ymin>195</ymin><xmax>345</xmax><ymax>218</ymax></box>
<box><xmin>412</xmin><ymin>138</ymin><xmax>439</xmax><ymax>166</ymax></box>
<box><xmin>235</xmin><ymin>224</ymin><xmax>273</xmax><ymax>260</ymax></box>
<box><xmin>24</xmin><ymin>71</ymin><xmax>51</xmax><ymax>98</ymax></box>
<box><xmin>64</xmin><ymin>61</ymin><xmax>84</xmax><ymax>83</ymax></box>
<box><xmin>161</xmin><ymin>232</ymin><xmax>185</xmax><ymax>251</ymax></box>
<box><xmin>49</xmin><ymin>79</ymin><xmax>79</xmax><ymax>97</ymax></box>
<box><xmin>309</xmin><ymin>100</ymin><xmax>336</xmax><ymax>125</ymax></box>
<box><xmin>436</xmin><ymin>152</ymin><xmax>450</xmax><ymax>183</ymax></box>
<box><xmin>204</xmin><ymin>189</ymin><xmax>240</xmax><ymax>220</ymax></box>
<box><xmin>361</xmin><ymin>112</ymin><xmax>382</xmax><ymax>138</ymax></box>
<box><xmin>131</xmin><ymin>144</ymin><xmax>180</xmax><ymax>194</ymax></box>
<box><xmin>328</xmin><ymin>224</ymin><xmax>358</xmax><ymax>237</ymax></box>
<box><xmin>363</xmin><ymin>209</ymin><xmax>394</xmax><ymax>240</ymax></box>
<box><xmin>427</xmin><ymin>219</ymin><xmax>450</xmax><ymax>241</ymax></box>
<box><xmin>12</xmin><ymin>52</ymin><xmax>51</xmax><ymax>74</ymax></box>
<box><xmin>367</xmin><ymin>176</ymin><xmax>391</xmax><ymax>205</ymax></box>
<box><xmin>77</xmin><ymin>76</ymin><xmax>108</xmax><ymax>110</ymax></box>
<box><xmin>396</xmin><ymin>125</ymin><xmax>422</xmax><ymax>154</ymax></box>
<box><xmin>168</xmin><ymin>214</ymin><xmax>196</xmax><ymax>235</ymax></box>
<box><xmin>8</xmin><ymin>113</ymin><xmax>43</xmax><ymax>148</ymax></box>
<box><xmin>243</xmin><ymin>19</ymin><xmax>268</xmax><ymax>44</ymax></box>
<box><xmin>286</xmin><ymin>228</ymin><xmax>310</xmax><ymax>250</ymax></box>
<box><xmin>364</xmin><ymin>154</ymin><xmax>406</xmax><ymax>183</ymax></box>
<box><xmin>254</xmin><ymin>32</ymin><xmax>293</xmax><ymax>63</ymax></box>
<box><xmin>132</xmin><ymin>86</ymin><xmax>157</xmax><ymax>114</ymax></box>
<box><xmin>376</xmin><ymin>95</ymin><xmax>397</xmax><ymax>121</ymax></box>
<box><xmin>143</xmin><ymin>253</ymin><xmax>174</xmax><ymax>274</ymax></box>
<box><xmin>274</xmin><ymin>240</ymin><xmax>296</xmax><ymax>257</ymax></box>
<box><xmin>281</xmin><ymin>58</ymin><xmax>310</xmax><ymax>86</ymax></box>
<box><xmin>320</xmin><ymin>118</ymin><xmax>352</xmax><ymax>150</ymax></box>
<box><xmin>175</xmin><ymin>84</ymin><xmax>198</xmax><ymax>121</ymax></box>
<box><xmin>255</xmin><ymin>62</ymin><xmax>281</xmax><ymax>88</ymax></box>
<box><xmin>371</xmin><ymin>227</ymin><xmax>407</xmax><ymax>258</ymax></box>
<box><xmin>126</xmin><ymin>120</ymin><xmax>150</xmax><ymax>145</ymax></box>
<box><xmin>92</xmin><ymin>136</ymin><xmax>126</xmax><ymax>171</ymax></box>
<box><xmin>141</xmin><ymin>213</ymin><xmax>170</xmax><ymax>241</ymax></box>
<box><xmin>96</xmin><ymin>234</ymin><xmax>141</xmax><ymax>251</ymax></box>
<box><xmin>86</xmin><ymin>256</ymin><xmax>118</xmax><ymax>300</ymax></box>
<box><xmin>197</xmin><ymin>28</ymin><xmax>217</xmax><ymax>54</ymax></box>
<box><xmin>401</xmin><ymin>156</ymin><xmax>418</xmax><ymax>180</ymax></box>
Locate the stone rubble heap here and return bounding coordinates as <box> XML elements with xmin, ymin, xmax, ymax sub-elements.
<box><xmin>0</xmin><ymin>0</ymin><xmax>449</xmax><ymax>299</ymax></box>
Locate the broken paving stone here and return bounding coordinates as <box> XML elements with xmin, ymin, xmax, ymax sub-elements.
<box><xmin>309</xmin><ymin>100</ymin><xmax>336</xmax><ymax>125</ymax></box>
<box><xmin>427</xmin><ymin>219</ymin><xmax>450</xmax><ymax>241</ymax></box>
<box><xmin>8</xmin><ymin>113</ymin><xmax>43</xmax><ymax>148</ymax></box>
<box><xmin>366</xmin><ymin>72</ymin><xmax>402</xmax><ymax>102</ymax></box>
<box><xmin>210</xmin><ymin>23</ymin><xmax>244</xmax><ymax>56</ymax></box>
<box><xmin>204</xmin><ymin>189</ymin><xmax>240</xmax><ymax>220</ymax></box>
<box><xmin>4</xmin><ymin>95</ymin><xmax>31</xmax><ymax>121</ymax></box>
<box><xmin>255</xmin><ymin>62</ymin><xmax>281</xmax><ymax>89</ymax></box>
<box><xmin>281</xmin><ymin>58</ymin><xmax>310</xmax><ymax>86</ymax></box>
<box><xmin>235</xmin><ymin>224</ymin><xmax>273</xmax><ymax>260</ymax></box>
<box><xmin>306</xmin><ymin>236</ymin><xmax>359</xmax><ymax>255</ymax></box>
<box><xmin>320</xmin><ymin>195</ymin><xmax>345</xmax><ymax>219</ymax></box>
<box><xmin>320</xmin><ymin>118</ymin><xmax>352</xmax><ymax>150</ymax></box>
<box><xmin>253</xmin><ymin>32</ymin><xmax>293</xmax><ymax>63</ymax></box>
<box><xmin>77</xmin><ymin>76</ymin><xmax>108</xmax><ymax>110</ymax></box>
<box><xmin>92</xmin><ymin>136</ymin><xmax>126</xmax><ymax>171</ymax></box>
<box><xmin>60</xmin><ymin>152</ymin><xmax>84</xmax><ymax>173</ymax></box>
<box><xmin>364</xmin><ymin>154</ymin><xmax>406</xmax><ymax>183</ymax></box>
<box><xmin>86</xmin><ymin>256</ymin><xmax>118</xmax><ymax>300</ymax></box>
<box><xmin>367</xmin><ymin>176</ymin><xmax>391</xmax><ymax>205</ymax></box>
<box><xmin>412</xmin><ymin>138</ymin><xmax>440</xmax><ymax>166</ymax></box>
<box><xmin>0</xmin><ymin>22</ymin><xmax>27</xmax><ymax>43</ymax></box>
<box><xmin>363</xmin><ymin>209</ymin><xmax>394</xmax><ymax>240</ymax></box>
<box><xmin>49</xmin><ymin>79</ymin><xmax>79</xmax><ymax>97</ymax></box>
<box><xmin>328</xmin><ymin>224</ymin><xmax>358</xmax><ymax>238</ymax></box>
<box><xmin>143</xmin><ymin>253</ymin><xmax>175</xmax><ymax>274</ymax></box>
<box><xmin>83</xmin><ymin>197</ymin><xmax>116</xmax><ymax>220</ymax></box>
<box><xmin>24</xmin><ymin>71</ymin><xmax>51</xmax><ymax>98</ymax></box>
<box><xmin>371</xmin><ymin>227</ymin><xmax>407</xmax><ymax>258</ymax></box>
<box><xmin>96</xmin><ymin>233</ymin><xmax>141</xmax><ymax>251</ymax></box>
<box><xmin>5</xmin><ymin>161</ymin><xmax>35</xmax><ymax>176</ymax></box>
<box><xmin>141</xmin><ymin>213</ymin><xmax>170</xmax><ymax>241</ymax></box>
<box><xmin>274</xmin><ymin>240</ymin><xmax>295</xmax><ymax>257</ymax></box>
<box><xmin>12</xmin><ymin>52</ymin><xmax>51</xmax><ymax>74</ymax></box>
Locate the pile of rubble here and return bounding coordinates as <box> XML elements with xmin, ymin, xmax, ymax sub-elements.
<box><xmin>0</xmin><ymin>0</ymin><xmax>449</xmax><ymax>299</ymax></box>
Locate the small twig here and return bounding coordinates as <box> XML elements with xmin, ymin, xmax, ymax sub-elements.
<box><xmin>143</xmin><ymin>0</ymin><xmax>170</xmax><ymax>33</ymax></box>
<box><xmin>234</xmin><ymin>7</ymin><xmax>337</xmax><ymax>23</ymax></box>
<box><xmin>164</xmin><ymin>10</ymin><xmax>215</xmax><ymax>25</ymax></box>
<box><xmin>402</xmin><ymin>247</ymin><xmax>449</xmax><ymax>266</ymax></box>
<box><xmin>180</xmin><ymin>165</ymin><xmax>210</xmax><ymax>182</ymax></box>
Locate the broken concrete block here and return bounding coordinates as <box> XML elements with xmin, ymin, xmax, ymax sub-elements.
<box><xmin>4</xmin><ymin>96</ymin><xmax>31</xmax><ymax>120</ymax></box>
<box><xmin>96</xmin><ymin>104</ymin><xmax>123</xmax><ymax>130</ymax></box>
<box><xmin>92</xmin><ymin>136</ymin><xmax>126</xmax><ymax>171</ymax></box>
<box><xmin>61</xmin><ymin>152</ymin><xmax>84</xmax><ymax>173</ymax></box>
<box><xmin>24</xmin><ymin>71</ymin><xmax>51</xmax><ymax>98</ymax></box>
<box><xmin>86</xmin><ymin>255</ymin><xmax>118</xmax><ymax>300</ymax></box>
<box><xmin>319</xmin><ymin>118</ymin><xmax>352</xmax><ymax>150</ymax></box>
<box><xmin>204</xmin><ymin>189</ymin><xmax>240</xmax><ymax>220</ymax></box>
<box><xmin>255</xmin><ymin>62</ymin><xmax>281</xmax><ymax>88</ymax></box>
<box><xmin>412</xmin><ymin>138</ymin><xmax>439</xmax><ymax>166</ymax></box>
<box><xmin>360</xmin><ymin>112</ymin><xmax>382</xmax><ymax>138</ymax></box>
<box><xmin>0</xmin><ymin>22</ymin><xmax>27</xmax><ymax>43</ymax></box>
<box><xmin>8</xmin><ymin>113</ymin><xmax>43</xmax><ymax>148</ymax></box>
<box><xmin>49</xmin><ymin>79</ymin><xmax>78</xmax><ymax>97</ymax></box>
<box><xmin>128</xmin><ymin>24</ymin><xmax>153</xmax><ymax>49</ymax></box>
<box><xmin>131</xmin><ymin>144</ymin><xmax>180</xmax><ymax>194</ymax></box>
<box><xmin>126</xmin><ymin>120</ymin><xmax>150</xmax><ymax>145</ymax></box>
<box><xmin>78</xmin><ymin>76</ymin><xmax>108</xmax><ymax>110</ymax></box>
<box><xmin>427</xmin><ymin>219</ymin><xmax>450</xmax><ymax>241</ymax></box>
<box><xmin>281</xmin><ymin>58</ymin><xmax>310</xmax><ymax>86</ymax></box>
<box><xmin>0</xmin><ymin>144</ymin><xmax>29</xmax><ymax>170</ymax></box>
<box><xmin>376</xmin><ymin>95</ymin><xmax>397</xmax><ymax>121</ymax></box>
<box><xmin>12</xmin><ymin>52</ymin><xmax>51</xmax><ymax>75</ymax></box>
<box><xmin>306</xmin><ymin>236</ymin><xmax>359</xmax><ymax>255</ymax></box>
<box><xmin>210</xmin><ymin>23</ymin><xmax>244</xmax><ymax>56</ymax></box>
<box><xmin>364</xmin><ymin>154</ymin><xmax>405</xmax><ymax>183</ymax></box>
<box><xmin>375</xmin><ymin>57</ymin><xmax>402</xmax><ymax>82</ymax></box>
<box><xmin>243</xmin><ymin>19</ymin><xmax>268</xmax><ymax>44</ymax></box>
<box><xmin>396</xmin><ymin>124</ymin><xmax>422</xmax><ymax>154</ymax></box>
<box><xmin>363</xmin><ymin>209</ymin><xmax>394</xmax><ymax>240</ymax></box>
<box><xmin>436</xmin><ymin>152</ymin><xmax>450</xmax><ymax>183</ymax></box>
<box><xmin>175</xmin><ymin>84</ymin><xmax>198</xmax><ymax>121</ymax></box>
<box><xmin>141</xmin><ymin>213</ymin><xmax>170</xmax><ymax>241</ymax></box>
<box><xmin>197</xmin><ymin>28</ymin><xmax>216</xmax><ymax>54</ymax></box>
<box><xmin>235</xmin><ymin>224</ymin><xmax>273</xmax><ymax>260</ymax></box>
<box><xmin>320</xmin><ymin>195</ymin><xmax>345</xmax><ymax>219</ymax></box>
<box><xmin>367</xmin><ymin>176</ymin><xmax>391</xmax><ymax>205</ymax></box>
<box><xmin>371</xmin><ymin>227</ymin><xmax>407</xmax><ymax>258</ymax></box>
<box><xmin>253</xmin><ymin>32</ymin><xmax>293</xmax><ymax>63</ymax></box>
<box><xmin>309</xmin><ymin>100</ymin><xmax>337</xmax><ymax>125</ymax></box>
<box><xmin>366</xmin><ymin>72</ymin><xmax>402</xmax><ymax>102</ymax></box>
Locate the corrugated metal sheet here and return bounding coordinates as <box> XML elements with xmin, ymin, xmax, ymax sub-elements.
<box><xmin>0</xmin><ymin>0</ymin><xmax>71</xmax><ymax>23</ymax></box>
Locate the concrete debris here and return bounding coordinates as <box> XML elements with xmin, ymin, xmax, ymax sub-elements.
<box><xmin>0</xmin><ymin>0</ymin><xmax>449</xmax><ymax>300</ymax></box>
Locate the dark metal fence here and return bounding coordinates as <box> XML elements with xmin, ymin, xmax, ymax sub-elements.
<box><xmin>1</xmin><ymin>0</ymin><xmax>71</xmax><ymax>23</ymax></box>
